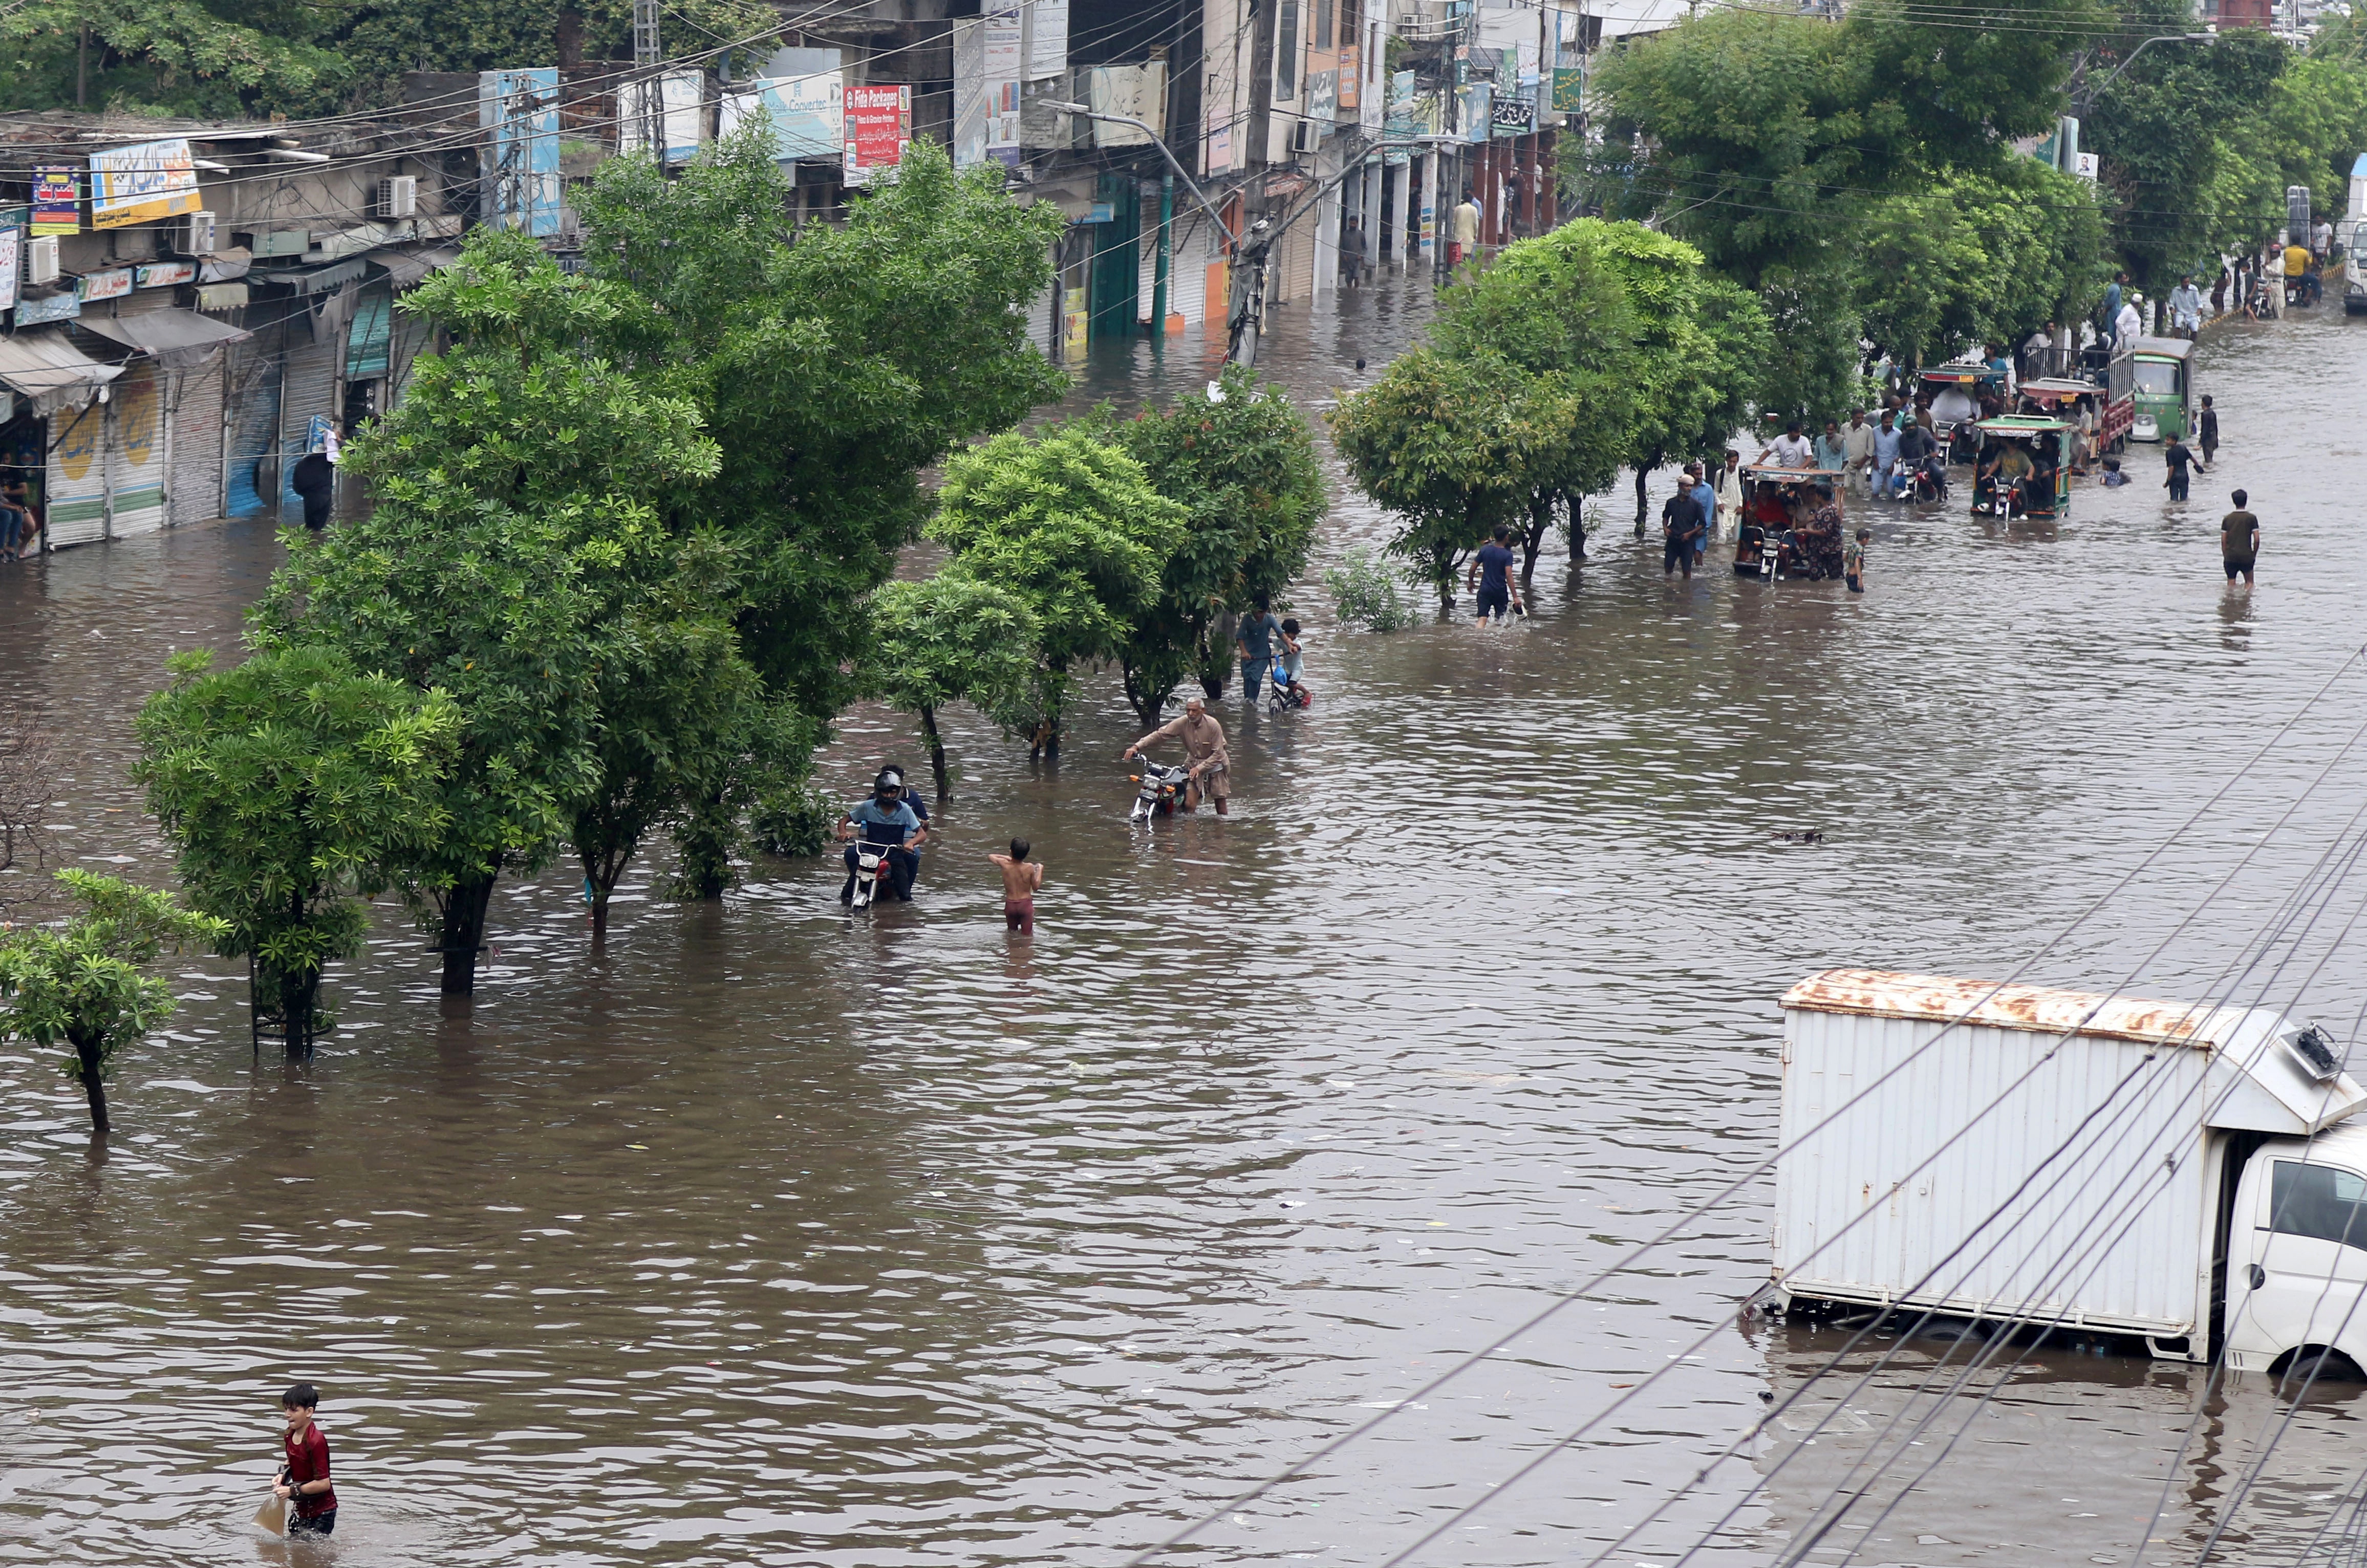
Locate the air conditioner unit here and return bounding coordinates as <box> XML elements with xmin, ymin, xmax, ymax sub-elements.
<box><xmin>178</xmin><ymin>210</ymin><xmax>218</xmax><ymax>256</ymax></box>
<box><xmin>377</xmin><ymin>176</ymin><xmax>418</xmax><ymax>220</ymax></box>
<box><xmin>24</xmin><ymin>236</ymin><xmax>60</xmax><ymax>288</ymax></box>
<box><xmin>1291</xmin><ymin>119</ymin><xmax>1322</xmax><ymax>156</ymax></box>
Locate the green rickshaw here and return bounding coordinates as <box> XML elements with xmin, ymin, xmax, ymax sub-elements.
<box><xmin>1971</xmin><ymin>417</ymin><xmax>2072</xmax><ymax>519</ymax></box>
<box><xmin>2128</xmin><ymin>336</ymin><xmax>2196</xmax><ymax>444</ymax></box>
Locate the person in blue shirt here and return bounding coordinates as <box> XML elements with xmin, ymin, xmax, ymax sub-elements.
<box><xmin>880</xmin><ymin>764</ymin><xmax>930</xmax><ymax>888</ymax></box>
<box><xmin>1465</xmin><ymin>524</ymin><xmax>1521</xmax><ymax>623</ymax></box>
<box><xmin>836</xmin><ymin>771</ymin><xmax>928</xmax><ymax>902</ymax></box>
<box><xmin>1688</xmin><ymin>464</ymin><xmax>1718</xmax><ymax>562</ymax></box>
<box><xmin>1870</xmin><ymin>412</ymin><xmax>1903</xmax><ymax>500</ymax></box>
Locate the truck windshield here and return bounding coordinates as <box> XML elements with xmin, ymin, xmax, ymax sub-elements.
<box><xmin>2132</xmin><ymin>360</ymin><xmax>2182</xmax><ymax>395</ymax></box>
<box><xmin>2271</xmin><ymin>1161</ymin><xmax>2367</xmax><ymax>1248</ymax></box>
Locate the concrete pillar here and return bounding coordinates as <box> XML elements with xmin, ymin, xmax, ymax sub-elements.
<box><xmin>1363</xmin><ymin>159</ymin><xmax>1384</xmax><ymax>272</ymax></box>
<box><xmin>1390</xmin><ymin>158</ymin><xmax>1412</xmax><ymax>269</ymax></box>
<box><xmin>1312</xmin><ymin>143</ymin><xmax>1341</xmax><ymax>301</ymax></box>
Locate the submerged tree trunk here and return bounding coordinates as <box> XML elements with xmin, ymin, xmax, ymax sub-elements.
<box><xmin>1633</xmin><ymin>461</ymin><xmax>1654</xmax><ymax>535</ymax></box>
<box><xmin>1567</xmin><ymin>490</ymin><xmax>1587</xmax><ymax>561</ymax></box>
<box><xmin>72</xmin><ymin>1033</ymin><xmax>107</xmax><ymax>1135</ymax></box>
<box><xmin>278</xmin><ymin>965</ymin><xmax>322</xmax><ymax>1059</ymax></box>
<box><xmin>1521</xmin><ymin>491</ymin><xmax>1553</xmax><ymax>577</ymax></box>
<box><xmin>918</xmin><ymin>704</ymin><xmax>951</xmax><ymax>805</ymax></box>
<box><xmin>440</xmin><ymin>872</ymin><xmax>497</xmax><ymax>996</ymax></box>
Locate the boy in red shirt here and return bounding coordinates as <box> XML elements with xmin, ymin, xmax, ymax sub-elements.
<box><xmin>274</xmin><ymin>1383</ymin><xmax>338</xmax><ymax>1536</ymax></box>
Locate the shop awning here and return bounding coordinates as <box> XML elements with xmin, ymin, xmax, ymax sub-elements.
<box><xmin>0</xmin><ymin>329</ymin><xmax>122</xmax><ymax>417</ymax></box>
<box><xmin>78</xmin><ymin>311</ymin><xmax>253</xmax><ymax>369</ymax></box>
<box><xmin>251</xmin><ymin>256</ymin><xmax>371</xmax><ymax>295</ymax></box>
<box><xmin>372</xmin><ymin>245</ymin><xmax>460</xmax><ymax>292</ymax></box>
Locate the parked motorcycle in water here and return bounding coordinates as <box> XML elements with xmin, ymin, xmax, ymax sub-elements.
<box><xmin>1128</xmin><ymin>760</ymin><xmax>1194</xmax><ymax>823</ymax></box>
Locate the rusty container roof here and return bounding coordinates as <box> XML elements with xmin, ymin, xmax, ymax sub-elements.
<box><xmin>1780</xmin><ymin>969</ymin><xmax>2231</xmax><ymax>1048</ymax></box>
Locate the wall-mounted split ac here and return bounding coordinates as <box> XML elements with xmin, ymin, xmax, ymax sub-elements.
<box><xmin>24</xmin><ymin>236</ymin><xmax>60</xmax><ymax>287</ymax></box>
<box><xmin>1290</xmin><ymin>119</ymin><xmax>1322</xmax><ymax>156</ymax></box>
<box><xmin>179</xmin><ymin>210</ymin><xmax>218</xmax><ymax>256</ymax></box>
<box><xmin>377</xmin><ymin>176</ymin><xmax>418</xmax><ymax>220</ymax></box>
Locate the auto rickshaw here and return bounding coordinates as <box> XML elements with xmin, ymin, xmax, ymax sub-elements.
<box><xmin>1733</xmin><ymin>465</ymin><xmax>1847</xmax><ymax>581</ymax></box>
<box><xmin>2127</xmin><ymin>336</ymin><xmax>2196</xmax><ymax>443</ymax></box>
<box><xmin>1921</xmin><ymin>360</ymin><xmax>2005</xmax><ymax>464</ymax></box>
<box><xmin>1971</xmin><ymin>417</ymin><xmax>2072</xmax><ymax>520</ymax></box>
<box><xmin>2018</xmin><ymin>376</ymin><xmax>2129</xmax><ymax>464</ymax></box>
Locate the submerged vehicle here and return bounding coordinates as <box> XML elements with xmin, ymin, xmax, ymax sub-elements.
<box><xmin>1971</xmin><ymin>417</ymin><xmax>2071</xmax><ymax>519</ymax></box>
<box><xmin>1128</xmin><ymin>759</ymin><xmax>1193</xmax><ymax>823</ymax></box>
<box><xmin>1760</xmin><ymin>969</ymin><xmax>2367</xmax><ymax>1376</ymax></box>
<box><xmin>1732</xmin><ymin>464</ymin><xmax>1846</xmax><ymax>582</ymax></box>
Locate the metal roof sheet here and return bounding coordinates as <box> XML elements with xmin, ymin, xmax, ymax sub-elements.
<box><xmin>77</xmin><ymin>310</ymin><xmax>251</xmax><ymax>368</ymax></box>
<box><xmin>1782</xmin><ymin>969</ymin><xmax>2231</xmax><ymax>1047</ymax></box>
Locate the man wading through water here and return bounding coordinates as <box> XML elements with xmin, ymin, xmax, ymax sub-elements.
<box><xmin>1123</xmin><ymin>696</ymin><xmax>1231</xmax><ymax>816</ymax></box>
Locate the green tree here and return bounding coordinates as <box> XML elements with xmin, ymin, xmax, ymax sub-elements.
<box><xmin>1</xmin><ymin>0</ymin><xmax>342</xmax><ymax>117</ymax></box>
<box><xmin>254</xmin><ymin>228</ymin><xmax>721</xmax><ymax>994</ymax></box>
<box><xmin>577</xmin><ymin>133</ymin><xmax>1069</xmax><ymax>722</ymax></box>
<box><xmin>1329</xmin><ymin>347</ymin><xmax>1539</xmax><ymax>607</ymax></box>
<box><xmin>860</xmin><ymin>574</ymin><xmax>1042</xmax><ymax>804</ymax></box>
<box><xmin>1097</xmin><ymin>365</ymin><xmax>1325</xmax><ymax>725</ymax></box>
<box><xmin>926</xmin><ymin>426</ymin><xmax>1186</xmax><ymax>748</ymax></box>
<box><xmin>136</xmin><ymin>645</ymin><xmax>460</xmax><ymax>1054</ymax></box>
<box><xmin>0</xmin><ymin>871</ymin><xmax>223</xmax><ymax>1135</ymax></box>
<box><xmin>1855</xmin><ymin>167</ymin><xmax>2105</xmax><ymax>367</ymax></box>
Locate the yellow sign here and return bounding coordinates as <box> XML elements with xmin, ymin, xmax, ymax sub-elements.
<box><xmin>115</xmin><ymin>366</ymin><xmax>160</xmax><ymax>468</ymax></box>
<box><xmin>1061</xmin><ymin>286</ymin><xmax>1088</xmax><ymax>362</ymax></box>
<box><xmin>55</xmin><ymin>404</ymin><xmax>100</xmax><ymax>483</ymax></box>
<box><xmin>89</xmin><ymin>138</ymin><xmax>200</xmax><ymax>231</ymax></box>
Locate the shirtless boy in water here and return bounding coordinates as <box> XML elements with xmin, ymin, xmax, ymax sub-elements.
<box><xmin>988</xmin><ymin>839</ymin><xmax>1043</xmax><ymax>934</ymax></box>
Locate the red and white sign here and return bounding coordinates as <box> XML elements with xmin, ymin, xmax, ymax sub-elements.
<box><xmin>77</xmin><ymin>267</ymin><xmax>133</xmax><ymax>302</ymax></box>
<box><xmin>843</xmin><ymin>83</ymin><xmax>912</xmax><ymax>186</ymax></box>
<box><xmin>135</xmin><ymin>259</ymin><xmax>195</xmax><ymax>288</ymax></box>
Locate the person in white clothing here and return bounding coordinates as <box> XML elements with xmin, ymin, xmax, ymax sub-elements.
<box><xmin>1761</xmin><ymin>420</ymin><xmax>1815</xmax><ymax>468</ymax></box>
<box><xmin>1714</xmin><ymin>448</ymin><xmax>1742</xmax><ymax>540</ymax></box>
<box><xmin>2115</xmin><ymin>296</ymin><xmax>2144</xmax><ymax>344</ymax></box>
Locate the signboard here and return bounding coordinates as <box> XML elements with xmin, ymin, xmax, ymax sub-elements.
<box><xmin>983</xmin><ymin>4</ymin><xmax>1023</xmax><ymax>164</ymax></box>
<box><xmin>15</xmin><ymin>291</ymin><xmax>80</xmax><ymax>325</ymax></box>
<box><xmin>1024</xmin><ymin>0</ymin><xmax>1068</xmax><ymax>80</ymax></box>
<box><xmin>723</xmin><ymin>69</ymin><xmax>844</xmax><ymax>163</ymax></box>
<box><xmin>1492</xmin><ymin>92</ymin><xmax>1535</xmax><ymax>134</ymax></box>
<box><xmin>77</xmin><ymin>267</ymin><xmax>134</xmax><ymax>302</ymax></box>
<box><xmin>196</xmin><ymin>281</ymin><xmax>249</xmax><ymax>312</ymax></box>
<box><xmin>1384</xmin><ymin>70</ymin><xmax>1414</xmax><ymax>165</ymax></box>
<box><xmin>89</xmin><ymin>138</ymin><xmax>200</xmax><ymax>230</ymax></box>
<box><xmin>1458</xmin><ymin>82</ymin><xmax>1492</xmax><ymax>143</ymax></box>
<box><xmin>0</xmin><ymin>208</ymin><xmax>20</xmax><ymax>314</ymax></box>
<box><xmin>2076</xmin><ymin>151</ymin><xmax>2099</xmax><ymax>181</ymax></box>
<box><xmin>1306</xmin><ymin>48</ymin><xmax>1337</xmax><ymax>126</ymax></box>
<box><xmin>1206</xmin><ymin>113</ymin><xmax>1234</xmax><ymax>176</ymax></box>
<box><xmin>32</xmin><ymin>168</ymin><xmax>80</xmax><ymax>235</ymax></box>
<box><xmin>618</xmin><ymin>71</ymin><xmax>707</xmax><ymax>164</ymax></box>
<box><xmin>135</xmin><ymin>259</ymin><xmax>196</xmax><ymax>288</ymax></box>
<box><xmin>843</xmin><ymin>83</ymin><xmax>912</xmax><ymax>185</ymax></box>
<box><xmin>1087</xmin><ymin>62</ymin><xmax>1166</xmax><ymax>147</ymax></box>
<box><xmin>1061</xmin><ymin>285</ymin><xmax>1087</xmax><ymax>361</ymax></box>
<box><xmin>1339</xmin><ymin>45</ymin><xmax>1360</xmax><ymax>110</ymax></box>
<box><xmin>478</xmin><ymin>69</ymin><xmax>563</xmax><ymax>237</ymax></box>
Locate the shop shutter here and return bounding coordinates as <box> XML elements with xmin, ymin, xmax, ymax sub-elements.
<box><xmin>104</xmin><ymin>360</ymin><xmax>168</xmax><ymax>537</ymax></box>
<box><xmin>276</xmin><ymin>333</ymin><xmax>338</xmax><ymax>519</ymax></box>
<box><xmin>45</xmin><ymin>401</ymin><xmax>107</xmax><ymax>550</ymax></box>
<box><xmin>223</xmin><ymin>334</ymin><xmax>281</xmax><ymax>519</ymax></box>
<box><xmin>346</xmin><ymin>283</ymin><xmax>393</xmax><ymax>382</ymax></box>
<box><xmin>167</xmin><ymin>356</ymin><xmax>227</xmax><ymax>526</ymax></box>
<box><xmin>387</xmin><ymin>313</ymin><xmax>435</xmax><ymax>405</ymax></box>
<box><xmin>1277</xmin><ymin>217</ymin><xmax>1315</xmax><ymax>306</ymax></box>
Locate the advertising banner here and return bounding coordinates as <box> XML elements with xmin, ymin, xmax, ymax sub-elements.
<box><xmin>723</xmin><ymin>70</ymin><xmax>844</xmax><ymax>163</ymax></box>
<box><xmin>15</xmin><ymin>291</ymin><xmax>80</xmax><ymax>325</ymax></box>
<box><xmin>478</xmin><ymin>69</ymin><xmax>563</xmax><ymax>236</ymax></box>
<box><xmin>1384</xmin><ymin>71</ymin><xmax>1414</xmax><ymax>165</ymax></box>
<box><xmin>983</xmin><ymin>3</ymin><xmax>1023</xmax><ymax>165</ymax></box>
<box><xmin>136</xmin><ymin>259</ymin><xmax>196</xmax><ymax>288</ymax></box>
<box><xmin>32</xmin><ymin>168</ymin><xmax>80</xmax><ymax>235</ymax></box>
<box><xmin>1025</xmin><ymin>0</ymin><xmax>1068</xmax><ymax>80</ymax></box>
<box><xmin>618</xmin><ymin>71</ymin><xmax>708</xmax><ymax>164</ymax></box>
<box><xmin>843</xmin><ymin>84</ymin><xmax>912</xmax><ymax>186</ymax></box>
<box><xmin>0</xmin><ymin>208</ymin><xmax>20</xmax><ymax>314</ymax></box>
<box><xmin>89</xmin><ymin>138</ymin><xmax>200</xmax><ymax>230</ymax></box>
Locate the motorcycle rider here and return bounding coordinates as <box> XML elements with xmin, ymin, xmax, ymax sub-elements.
<box><xmin>1122</xmin><ymin>696</ymin><xmax>1231</xmax><ymax>816</ymax></box>
<box><xmin>880</xmin><ymin>764</ymin><xmax>930</xmax><ymax>889</ymax></box>
<box><xmin>836</xmin><ymin>770</ymin><xmax>928</xmax><ymax>902</ymax></box>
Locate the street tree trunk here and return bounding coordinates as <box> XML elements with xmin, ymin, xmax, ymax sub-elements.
<box><xmin>1567</xmin><ymin>490</ymin><xmax>1587</xmax><ymax>561</ymax></box>
<box><xmin>440</xmin><ymin>872</ymin><xmax>497</xmax><ymax>996</ymax></box>
<box><xmin>918</xmin><ymin>704</ymin><xmax>951</xmax><ymax>805</ymax></box>
<box><xmin>1633</xmin><ymin>461</ymin><xmax>1654</xmax><ymax>535</ymax></box>
<box><xmin>1521</xmin><ymin>491</ymin><xmax>1553</xmax><ymax>577</ymax></box>
<box><xmin>71</xmin><ymin>1032</ymin><xmax>107</xmax><ymax>1135</ymax></box>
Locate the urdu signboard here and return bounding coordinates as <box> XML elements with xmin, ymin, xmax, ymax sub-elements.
<box><xmin>843</xmin><ymin>84</ymin><xmax>912</xmax><ymax>185</ymax></box>
<box><xmin>89</xmin><ymin>138</ymin><xmax>201</xmax><ymax>229</ymax></box>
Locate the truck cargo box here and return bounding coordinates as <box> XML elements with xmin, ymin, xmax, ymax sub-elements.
<box><xmin>1771</xmin><ymin>970</ymin><xmax>2367</xmax><ymax>1346</ymax></box>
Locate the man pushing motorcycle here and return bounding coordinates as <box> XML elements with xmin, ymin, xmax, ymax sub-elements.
<box><xmin>1122</xmin><ymin>696</ymin><xmax>1231</xmax><ymax>816</ymax></box>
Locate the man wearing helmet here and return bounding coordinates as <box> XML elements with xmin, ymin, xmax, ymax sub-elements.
<box><xmin>836</xmin><ymin>769</ymin><xmax>930</xmax><ymax>902</ymax></box>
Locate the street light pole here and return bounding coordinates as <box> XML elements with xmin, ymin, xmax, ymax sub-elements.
<box><xmin>2072</xmin><ymin>32</ymin><xmax>2215</xmax><ymax>117</ymax></box>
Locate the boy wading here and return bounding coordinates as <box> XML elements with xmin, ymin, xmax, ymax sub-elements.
<box><xmin>277</xmin><ymin>1383</ymin><xmax>337</xmax><ymax>1536</ymax></box>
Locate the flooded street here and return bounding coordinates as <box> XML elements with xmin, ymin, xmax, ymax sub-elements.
<box><xmin>2</xmin><ymin>278</ymin><xmax>2366</xmax><ymax>1567</ymax></box>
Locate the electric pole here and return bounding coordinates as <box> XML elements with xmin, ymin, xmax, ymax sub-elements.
<box><xmin>633</xmin><ymin>0</ymin><xmax>664</xmax><ymax>160</ymax></box>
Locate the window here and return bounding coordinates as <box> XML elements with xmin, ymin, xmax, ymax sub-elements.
<box><xmin>2131</xmin><ymin>360</ymin><xmax>2181</xmax><ymax>395</ymax></box>
<box><xmin>1277</xmin><ymin>1</ymin><xmax>1298</xmax><ymax>98</ymax></box>
<box><xmin>1315</xmin><ymin>0</ymin><xmax>1333</xmax><ymax>50</ymax></box>
<box><xmin>2272</xmin><ymin>1161</ymin><xmax>2367</xmax><ymax>1249</ymax></box>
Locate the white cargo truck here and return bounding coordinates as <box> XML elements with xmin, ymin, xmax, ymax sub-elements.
<box><xmin>1763</xmin><ymin>969</ymin><xmax>2367</xmax><ymax>1375</ymax></box>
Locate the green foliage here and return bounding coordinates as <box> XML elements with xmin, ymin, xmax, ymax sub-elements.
<box><xmin>1324</xmin><ymin>549</ymin><xmax>1414</xmax><ymax>633</ymax></box>
<box><xmin>1329</xmin><ymin>347</ymin><xmax>1539</xmax><ymax>606</ymax></box>
<box><xmin>1094</xmin><ymin>364</ymin><xmax>1326</xmax><ymax>726</ymax></box>
<box><xmin>1855</xmin><ymin>166</ymin><xmax>2106</xmax><ymax>366</ymax></box>
<box><xmin>577</xmin><ymin>132</ymin><xmax>1069</xmax><ymax>720</ymax></box>
<box><xmin>860</xmin><ymin>573</ymin><xmax>1042</xmax><ymax>800</ymax></box>
<box><xmin>135</xmin><ymin>644</ymin><xmax>459</xmax><ymax>1050</ymax></box>
<box><xmin>927</xmin><ymin>426</ymin><xmax>1187</xmax><ymax>734</ymax></box>
<box><xmin>0</xmin><ymin>870</ymin><xmax>224</xmax><ymax>1133</ymax></box>
<box><xmin>750</xmin><ymin>785</ymin><xmax>837</xmax><ymax>859</ymax></box>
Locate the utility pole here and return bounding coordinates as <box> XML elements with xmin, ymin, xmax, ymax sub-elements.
<box><xmin>633</xmin><ymin>0</ymin><xmax>664</xmax><ymax>161</ymax></box>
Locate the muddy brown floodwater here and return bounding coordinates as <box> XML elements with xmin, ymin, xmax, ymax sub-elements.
<box><xmin>1</xmin><ymin>278</ymin><xmax>2365</xmax><ymax>1568</ymax></box>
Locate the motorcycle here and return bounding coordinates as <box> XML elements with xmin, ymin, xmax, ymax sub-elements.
<box><xmin>1265</xmin><ymin>654</ymin><xmax>1311</xmax><ymax>714</ymax></box>
<box><xmin>1910</xmin><ymin>455</ymin><xmax>1948</xmax><ymax>504</ymax></box>
<box><xmin>1757</xmin><ymin>528</ymin><xmax>1788</xmax><ymax>582</ymax></box>
<box><xmin>1128</xmin><ymin>759</ymin><xmax>1195</xmax><ymax>823</ymax></box>
<box><xmin>847</xmin><ymin>838</ymin><xmax>892</xmax><ymax>911</ymax></box>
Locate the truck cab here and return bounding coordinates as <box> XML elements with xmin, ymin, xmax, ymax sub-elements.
<box><xmin>2225</xmin><ymin>1120</ymin><xmax>2367</xmax><ymax>1379</ymax></box>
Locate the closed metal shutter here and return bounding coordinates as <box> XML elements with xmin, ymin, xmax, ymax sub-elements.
<box><xmin>45</xmin><ymin>400</ymin><xmax>107</xmax><ymax>549</ymax></box>
<box><xmin>104</xmin><ymin>360</ymin><xmax>167</xmax><ymax>537</ymax></box>
<box><xmin>346</xmin><ymin>284</ymin><xmax>393</xmax><ymax>381</ymax></box>
<box><xmin>276</xmin><ymin>333</ymin><xmax>338</xmax><ymax>519</ymax></box>
<box><xmin>223</xmin><ymin>334</ymin><xmax>280</xmax><ymax>519</ymax></box>
<box><xmin>166</xmin><ymin>356</ymin><xmax>227</xmax><ymax>526</ymax></box>
<box><xmin>1277</xmin><ymin>215</ymin><xmax>1315</xmax><ymax>305</ymax></box>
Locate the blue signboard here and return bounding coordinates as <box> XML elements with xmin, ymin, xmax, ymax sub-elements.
<box><xmin>478</xmin><ymin>68</ymin><xmax>562</xmax><ymax>237</ymax></box>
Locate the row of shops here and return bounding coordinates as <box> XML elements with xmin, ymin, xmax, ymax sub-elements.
<box><xmin>0</xmin><ymin>241</ymin><xmax>454</xmax><ymax>551</ymax></box>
